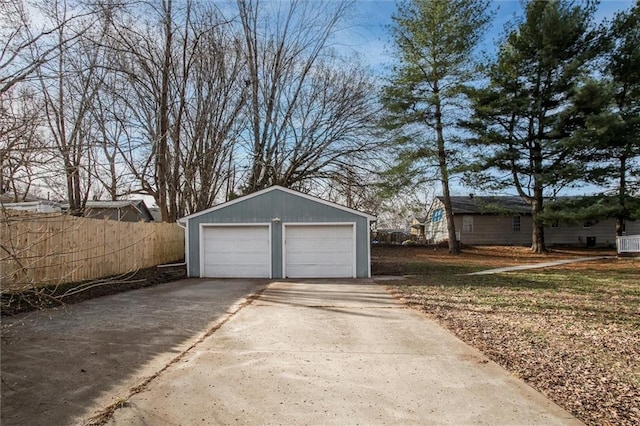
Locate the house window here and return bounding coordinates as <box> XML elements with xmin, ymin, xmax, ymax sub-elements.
<box><xmin>583</xmin><ymin>221</ymin><xmax>594</xmax><ymax>229</ymax></box>
<box><xmin>431</xmin><ymin>208</ymin><xmax>444</xmax><ymax>222</ymax></box>
<box><xmin>462</xmin><ymin>215</ymin><xmax>473</xmax><ymax>233</ymax></box>
<box><xmin>512</xmin><ymin>216</ymin><xmax>521</xmax><ymax>232</ymax></box>
<box><xmin>551</xmin><ymin>220</ymin><xmax>559</xmax><ymax>228</ymax></box>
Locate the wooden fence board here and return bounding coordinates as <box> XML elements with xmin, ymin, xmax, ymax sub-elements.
<box><xmin>1</xmin><ymin>212</ymin><xmax>185</xmax><ymax>291</ymax></box>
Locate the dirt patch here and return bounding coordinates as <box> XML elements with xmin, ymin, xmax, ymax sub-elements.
<box><xmin>374</xmin><ymin>245</ymin><xmax>640</xmax><ymax>426</ymax></box>
<box><xmin>1</xmin><ymin>264</ymin><xmax>186</xmax><ymax>317</ymax></box>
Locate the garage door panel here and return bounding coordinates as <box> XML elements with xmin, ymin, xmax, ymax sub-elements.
<box><xmin>285</xmin><ymin>225</ymin><xmax>354</xmax><ymax>278</ymax></box>
<box><xmin>287</xmin><ymin>250</ymin><xmax>352</xmax><ymax>263</ymax></box>
<box><xmin>202</xmin><ymin>225</ymin><xmax>270</xmax><ymax>278</ymax></box>
<box><xmin>204</xmin><ymin>246</ymin><xmax>269</xmax><ymax>258</ymax></box>
<box><xmin>287</xmin><ymin>239</ymin><xmax>351</xmax><ymax>251</ymax></box>
<box><xmin>288</xmin><ymin>227</ymin><xmax>346</xmax><ymax>239</ymax></box>
<box><xmin>204</xmin><ymin>265</ymin><xmax>269</xmax><ymax>278</ymax></box>
<box><xmin>203</xmin><ymin>251</ymin><xmax>267</xmax><ymax>264</ymax></box>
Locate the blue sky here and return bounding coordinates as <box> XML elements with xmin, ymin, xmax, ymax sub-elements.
<box><xmin>342</xmin><ymin>0</ymin><xmax>636</xmax><ymax>73</ymax></box>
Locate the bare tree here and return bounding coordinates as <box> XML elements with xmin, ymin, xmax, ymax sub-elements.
<box><xmin>179</xmin><ymin>17</ymin><xmax>248</xmax><ymax>213</ymax></box>
<box><xmin>1</xmin><ymin>0</ymin><xmax>100</xmax><ymax>204</ymax></box>
<box><xmin>2</xmin><ymin>0</ymin><xmax>384</xmax><ymax>221</ymax></box>
<box><xmin>247</xmin><ymin>57</ymin><xmax>381</xmax><ymax>190</ymax></box>
<box><xmin>237</xmin><ymin>0</ymin><xmax>382</xmax><ymax>194</ymax></box>
<box><xmin>105</xmin><ymin>1</ymin><xmax>246</xmax><ymax>221</ymax></box>
<box><xmin>323</xmin><ymin>166</ymin><xmax>385</xmax><ymax>213</ymax></box>
<box><xmin>32</xmin><ymin>0</ymin><xmax>111</xmax><ymax>214</ymax></box>
<box><xmin>0</xmin><ymin>0</ymin><xmax>93</xmax><ymax>94</ymax></box>
<box><xmin>88</xmin><ymin>79</ymin><xmax>133</xmax><ymax>201</ymax></box>
<box><xmin>100</xmin><ymin>0</ymin><xmax>186</xmax><ymax>221</ymax></box>
<box><xmin>0</xmin><ymin>86</ymin><xmax>48</xmax><ymax>198</ymax></box>
<box><xmin>84</xmin><ymin>5</ymin><xmax>144</xmax><ymax>202</ymax></box>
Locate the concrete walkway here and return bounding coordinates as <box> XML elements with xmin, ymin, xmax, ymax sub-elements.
<box><xmin>108</xmin><ymin>280</ymin><xmax>581</xmax><ymax>425</ymax></box>
<box><xmin>466</xmin><ymin>256</ymin><xmax>610</xmax><ymax>275</ymax></box>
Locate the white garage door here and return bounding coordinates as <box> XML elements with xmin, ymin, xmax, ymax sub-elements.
<box><xmin>284</xmin><ymin>225</ymin><xmax>355</xmax><ymax>278</ymax></box>
<box><xmin>201</xmin><ymin>225</ymin><xmax>270</xmax><ymax>278</ymax></box>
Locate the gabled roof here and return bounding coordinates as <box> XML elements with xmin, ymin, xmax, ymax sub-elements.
<box><xmin>436</xmin><ymin>196</ymin><xmax>530</xmax><ymax>215</ymax></box>
<box><xmin>178</xmin><ymin>185</ymin><xmax>377</xmax><ymax>223</ymax></box>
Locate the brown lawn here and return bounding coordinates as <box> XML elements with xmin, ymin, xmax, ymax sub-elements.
<box><xmin>373</xmin><ymin>245</ymin><xmax>640</xmax><ymax>426</ymax></box>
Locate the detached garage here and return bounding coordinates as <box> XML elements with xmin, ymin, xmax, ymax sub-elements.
<box><xmin>177</xmin><ymin>186</ymin><xmax>376</xmax><ymax>279</ymax></box>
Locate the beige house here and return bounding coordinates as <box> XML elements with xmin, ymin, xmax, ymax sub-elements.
<box><xmin>412</xmin><ymin>196</ymin><xmax>640</xmax><ymax>248</ymax></box>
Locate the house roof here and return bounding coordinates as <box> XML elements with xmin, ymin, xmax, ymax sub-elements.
<box><xmin>178</xmin><ymin>185</ymin><xmax>377</xmax><ymax>223</ymax></box>
<box><xmin>436</xmin><ymin>196</ymin><xmax>531</xmax><ymax>215</ymax></box>
<box><xmin>0</xmin><ymin>200</ymin><xmax>61</xmax><ymax>213</ymax></box>
<box><xmin>59</xmin><ymin>199</ymin><xmax>154</xmax><ymax>221</ymax></box>
<box><xmin>419</xmin><ymin>194</ymin><xmax>640</xmax><ymax>223</ymax></box>
<box><xmin>0</xmin><ymin>192</ymin><xmax>52</xmax><ymax>203</ymax></box>
<box><xmin>88</xmin><ymin>200</ymin><xmax>148</xmax><ymax>210</ymax></box>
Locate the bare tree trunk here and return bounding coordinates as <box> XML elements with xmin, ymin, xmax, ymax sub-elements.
<box><xmin>238</xmin><ymin>0</ymin><xmax>262</xmax><ymax>193</ymax></box>
<box><xmin>155</xmin><ymin>0</ymin><xmax>173</xmax><ymax>223</ymax></box>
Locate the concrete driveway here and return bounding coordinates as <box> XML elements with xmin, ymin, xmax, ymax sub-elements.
<box><xmin>1</xmin><ymin>278</ymin><xmax>582</xmax><ymax>425</ymax></box>
<box><xmin>110</xmin><ymin>280</ymin><xmax>580</xmax><ymax>425</ymax></box>
<box><xmin>1</xmin><ymin>279</ymin><xmax>267</xmax><ymax>426</ymax></box>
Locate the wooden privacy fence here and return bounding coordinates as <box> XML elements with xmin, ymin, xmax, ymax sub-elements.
<box><xmin>1</xmin><ymin>212</ymin><xmax>184</xmax><ymax>291</ymax></box>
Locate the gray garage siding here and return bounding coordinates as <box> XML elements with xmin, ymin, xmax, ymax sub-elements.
<box><xmin>184</xmin><ymin>188</ymin><xmax>372</xmax><ymax>278</ymax></box>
